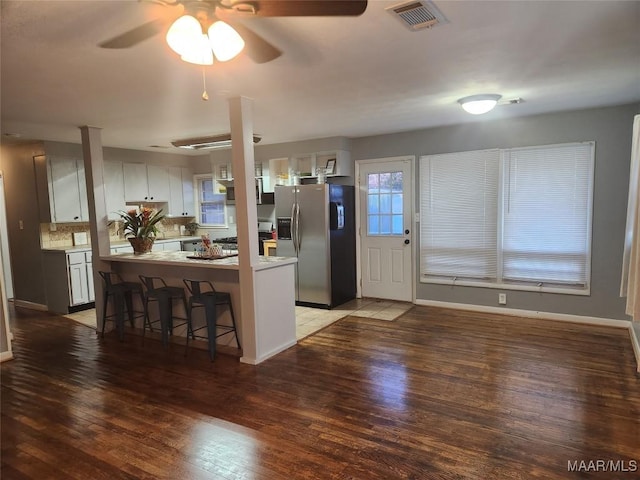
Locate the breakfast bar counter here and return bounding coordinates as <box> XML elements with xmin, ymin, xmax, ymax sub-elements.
<box><xmin>100</xmin><ymin>251</ymin><xmax>298</xmax><ymax>364</ymax></box>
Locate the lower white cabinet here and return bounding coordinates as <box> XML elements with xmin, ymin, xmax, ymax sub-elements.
<box><xmin>159</xmin><ymin>240</ymin><xmax>181</xmax><ymax>251</ymax></box>
<box><xmin>42</xmin><ymin>249</ymin><xmax>95</xmax><ymax>314</ymax></box>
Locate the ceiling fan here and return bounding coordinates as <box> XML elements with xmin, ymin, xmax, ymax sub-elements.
<box><xmin>99</xmin><ymin>0</ymin><xmax>368</xmax><ymax>65</ymax></box>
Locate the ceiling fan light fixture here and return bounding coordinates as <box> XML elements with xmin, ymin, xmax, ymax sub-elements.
<box><xmin>166</xmin><ymin>15</ymin><xmax>202</xmax><ymax>56</ymax></box>
<box><xmin>458</xmin><ymin>94</ymin><xmax>502</xmax><ymax>115</ymax></box>
<box><xmin>180</xmin><ymin>33</ymin><xmax>214</xmax><ymax>65</ymax></box>
<box><xmin>208</xmin><ymin>21</ymin><xmax>245</xmax><ymax>61</ymax></box>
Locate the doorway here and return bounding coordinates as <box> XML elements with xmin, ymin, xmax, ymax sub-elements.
<box><xmin>356</xmin><ymin>156</ymin><xmax>414</xmax><ymax>302</ymax></box>
<box><xmin>0</xmin><ymin>171</ymin><xmax>13</xmax><ymax>300</ymax></box>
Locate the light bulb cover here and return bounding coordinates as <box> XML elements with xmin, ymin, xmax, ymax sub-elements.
<box><xmin>458</xmin><ymin>94</ymin><xmax>502</xmax><ymax>115</ymax></box>
<box><xmin>180</xmin><ymin>33</ymin><xmax>214</xmax><ymax>65</ymax></box>
<box><xmin>208</xmin><ymin>21</ymin><xmax>245</xmax><ymax>61</ymax></box>
<box><xmin>166</xmin><ymin>15</ymin><xmax>202</xmax><ymax>56</ymax></box>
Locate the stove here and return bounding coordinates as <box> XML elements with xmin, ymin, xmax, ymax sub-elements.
<box><xmin>214</xmin><ymin>232</ymin><xmax>273</xmax><ymax>255</ymax></box>
<box><xmin>213</xmin><ymin>237</ymin><xmax>239</xmax><ymax>250</ymax></box>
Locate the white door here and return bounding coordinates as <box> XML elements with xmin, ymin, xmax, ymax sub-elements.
<box><xmin>358</xmin><ymin>157</ymin><xmax>413</xmax><ymax>301</ymax></box>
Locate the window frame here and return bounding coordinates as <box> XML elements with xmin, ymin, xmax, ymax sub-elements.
<box><xmin>194</xmin><ymin>174</ymin><xmax>228</xmax><ymax>228</ymax></box>
<box><xmin>419</xmin><ymin>142</ymin><xmax>595</xmax><ymax>296</ymax></box>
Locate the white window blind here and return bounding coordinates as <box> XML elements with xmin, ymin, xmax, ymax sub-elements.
<box><xmin>419</xmin><ymin>142</ymin><xmax>594</xmax><ymax>293</ymax></box>
<box><xmin>420</xmin><ymin>149</ymin><xmax>500</xmax><ymax>280</ymax></box>
<box><xmin>502</xmin><ymin>144</ymin><xmax>593</xmax><ymax>286</ymax></box>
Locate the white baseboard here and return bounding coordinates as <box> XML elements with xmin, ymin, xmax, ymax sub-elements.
<box><xmin>629</xmin><ymin>323</ymin><xmax>640</xmax><ymax>373</ymax></box>
<box><xmin>240</xmin><ymin>339</ymin><xmax>297</xmax><ymax>365</ymax></box>
<box><xmin>13</xmin><ymin>299</ymin><xmax>48</xmax><ymax>311</ymax></box>
<box><xmin>414</xmin><ymin>299</ymin><xmax>630</xmax><ymax>329</ymax></box>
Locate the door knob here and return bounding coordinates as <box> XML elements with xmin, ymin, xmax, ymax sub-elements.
<box><xmin>404</xmin><ymin>239</ymin><xmax>410</xmax><ymax>245</ymax></box>
<box><xmin>405</xmin><ymin>229</ymin><xmax>410</xmax><ymax>234</ymax></box>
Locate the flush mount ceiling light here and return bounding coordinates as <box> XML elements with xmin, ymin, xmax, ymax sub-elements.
<box><xmin>458</xmin><ymin>94</ymin><xmax>502</xmax><ymax>115</ymax></box>
<box><xmin>171</xmin><ymin>133</ymin><xmax>262</xmax><ymax>150</ymax></box>
<box><xmin>166</xmin><ymin>6</ymin><xmax>245</xmax><ymax>65</ymax></box>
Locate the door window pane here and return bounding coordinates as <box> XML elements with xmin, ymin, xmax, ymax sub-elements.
<box><xmin>367</xmin><ymin>171</ymin><xmax>403</xmax><ymax>236</ymax></box>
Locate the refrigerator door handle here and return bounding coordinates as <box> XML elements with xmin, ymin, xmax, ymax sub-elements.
<box><xmin>295</xmin><ymin>203</ymin><xmax>301</xmax><ymax>253</ymax></box>
<box><xmin>290</xmin><ymin>203</ymin><xmax>298</xmax><ymax>254</ymax></box>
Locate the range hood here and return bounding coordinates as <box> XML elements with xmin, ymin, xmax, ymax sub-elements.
<box><xmin>171</xmin><ymin>133</ymin><xmax>262</xmax><ymax>150</ymax></box>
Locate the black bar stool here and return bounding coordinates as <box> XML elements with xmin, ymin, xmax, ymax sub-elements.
<box><xmin>139</xmin><ymin>275</ymin><xmax>189</xmax><ymax>348</ymax></box>
<box><xmin>183</xmin><ymin>279</ymin><xmax>241</xmax><ymax>361</ymax></box>
<box><xmin>98</xmin><ymin>271</ymin><xmax>145</xmax><ymax>341</ymax></box>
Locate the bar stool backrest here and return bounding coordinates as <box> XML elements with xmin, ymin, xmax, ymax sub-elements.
<box><xmin>183</xmin><ymin>279</ymin><xmax>217</xmax><ymax>300</ymax></box>
<box><xmin>139</xmin><ymin>275</ymin><xmax>168</xmax><ymax>294</ymax></box>
<box><xmin>99</xmin><ymin>271</ymin><xmax>124</xmax><ymax>289</ymax></box>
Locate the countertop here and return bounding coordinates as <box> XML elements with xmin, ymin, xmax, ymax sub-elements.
<box><xmin>101</xmin><ymin>250</ymin><xmax>297</xmax><ymax>271</ymax></box>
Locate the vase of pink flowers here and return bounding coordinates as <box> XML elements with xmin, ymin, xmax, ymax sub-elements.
<box><xmin>115</xmin><ymin>206</ymin><xmax>165</xmax><ymax>254</ymax></box>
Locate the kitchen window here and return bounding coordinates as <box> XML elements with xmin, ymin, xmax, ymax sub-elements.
<box><xmin>419</xmin><ymin>142</ymin><xmax>594</xmax><ymax>294</ymax></box>
<box><xmin>195</xmin><ymin>175</ymin><xmax>226</xmax><ymax>227</ymax></box>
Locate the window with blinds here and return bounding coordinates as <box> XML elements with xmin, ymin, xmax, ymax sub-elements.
<box><xmin>196</xmin><ymin>175</ymin><xmax>227</xmax><ymax>227</ymax></box>
<box><xmin>419</xmin><ymin>142</ymin><xmax>594</xmax><ymax>293</ymax></box>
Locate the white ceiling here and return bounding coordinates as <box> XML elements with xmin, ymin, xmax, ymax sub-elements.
<box><xmin>1</xmin><ymin>0</ymin><xmax>639</xmax><ymax>154</ymax></box>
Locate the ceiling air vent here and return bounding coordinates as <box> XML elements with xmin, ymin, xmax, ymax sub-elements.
<box><xmin>386</xmin><ymin>0</ymin><xmax>448</xmax><ymax>31</ymax></box>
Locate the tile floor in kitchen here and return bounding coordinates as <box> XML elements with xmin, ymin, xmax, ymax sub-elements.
<box><xmin>62</xmin><ymin>298</ymin><xmax>414</xmax><ymax>342</ymax></box>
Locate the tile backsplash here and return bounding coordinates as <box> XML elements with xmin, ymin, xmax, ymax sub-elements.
<box><xmin>40</xmin><ymin>217</ymin><xmax>192</xmax><ymax>248</ymax></box>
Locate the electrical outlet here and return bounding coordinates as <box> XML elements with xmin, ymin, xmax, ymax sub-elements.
<box><xmin>18</xmin><ymin>220</ymin><xmax>24</xmax><ymax>230</ymax></box>
<box><xmin>498</xmin><ymin>293</ymin><xmax>507</xmax><ymax>305</ymax></box>
<box><xmin>174</xmin><ymin>223</ymin><xmax>179</xmax><ymax>231</ymax></box>
<box><xmin>50</xmin><ymin>223</ymin><xmax>57</xmax><ymax>232</ymax></box>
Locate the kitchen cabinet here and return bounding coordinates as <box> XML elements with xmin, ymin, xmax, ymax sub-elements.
<box><xmin>104</xmin><ymin>161</ymin><xmax>126</xmax><ymax>220</ymax></box>
<box><xmin>317</xmin><ymin>150</ymin><xmax>353</xmax><ymax>178</ymax></box>
<box><xmin>47</xmin><ymin>156</ymin><xmax>88</xmax><ymax>222</ymax></box>
<box><xmin>42</xmin><ymin>249</ymin><xmax>95</xmax><ymax>314</ymax></box>
<box><xmin>168</xmin><ymin>166</ymin><xmax>195</xmax><ymax>217</ymax></box>
<box><xmin>68</xmin><ymin>252</ymin><xmax>89</xmax><ymax>305</ymax></box>
<box><xmin>265</xmin><ymin>151</ymin><xmax>353</xmax><ymax>191</ymax></box>
<box><xmin>158</xmin><ymin>240</ymin><xmax>181</xmax><ymax>251</ymax></box>
<box><xmin>123</xmin><ymin>163</ymin><xmax>170</xmax><ymax>202</ymax></box>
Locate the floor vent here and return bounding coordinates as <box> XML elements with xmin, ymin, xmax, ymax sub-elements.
<box><xmin>386</xmin><ymin>0</ymin><xmax>448</xmax><ymax>31</ymax></box>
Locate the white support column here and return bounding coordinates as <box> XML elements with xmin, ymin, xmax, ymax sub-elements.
<box><xmin>79</xmin><ymin>126</ymin><xmax>111</xmax><ymax>332</ymax></box>
<box><xmin>228</xmin><ymin>96</ymin><xmax>260</xmax><ymax>363</ymax></box>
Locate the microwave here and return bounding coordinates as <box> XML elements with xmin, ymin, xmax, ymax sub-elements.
<box><xmin>224</xmin><ymin>177</ymin><xmax>263</xmax><ymax>204</ymax></box>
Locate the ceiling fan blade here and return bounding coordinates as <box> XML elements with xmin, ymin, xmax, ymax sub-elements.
<box><xmin>233</xmin><ymin>0</ymin><xmax>367</xmax><ymax>17</ymax></box>
<box><xmin>99</xmin><ymin>19</ymin><xmax>165</xmax><ymax>49</ymax></box>
<box><xmin>228</xmin><ymin>21</ymin><xmax>282</xmax><ymax>63</ymax></box>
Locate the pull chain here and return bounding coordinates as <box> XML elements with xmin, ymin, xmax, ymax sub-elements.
<box><xmin>201</xmin><ymin>67</ymin><xmax>209</xmax><ymax>101</ymax></box>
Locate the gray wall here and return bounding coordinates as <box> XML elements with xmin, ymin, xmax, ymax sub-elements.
<box><xmin>351</xmin><ymin>103</ymin><xmax>640</xmax><ymax>320</ymax></box>
<box><xmin>0</xmin><ymin>142</ymin><xmax>47</xmax><ymax>306</ymax></box>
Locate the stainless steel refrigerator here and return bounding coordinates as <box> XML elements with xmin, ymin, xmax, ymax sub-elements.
<box><xmin>275</xmin><ymin>184</ymin><xmax>356</xmax><ymax>308</ymax></box>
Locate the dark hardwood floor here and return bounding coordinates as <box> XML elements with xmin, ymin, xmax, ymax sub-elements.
<box><xmin>1</xmin><ymin>304</ymin><xmax>638</xmax><ymax>479</ymax></box>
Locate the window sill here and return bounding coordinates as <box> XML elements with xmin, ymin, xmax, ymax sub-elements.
<box><xmin>420</xmin><ymin>277</ymin><xmax>590</xmax><ymax>296</ymax></box>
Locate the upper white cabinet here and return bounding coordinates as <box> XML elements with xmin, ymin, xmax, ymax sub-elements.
<box><xmin>168</xmin><ymin>167</ymin><xmax>195</xmax><ymax>217</ymax></box>
<box><xmin>265</xmin><ymin>150</ymin><xmax>353</xmax><ymax>192</ymax></box>
<box><xmin>316</xmin><ymin>150</ymin><xmax>353</xmax><ymax>178</ymax></box>
<box><xmin>123</xmin><ymin>163</ymin><xmax>170</xmax><ymax>202</ymax></box>
<box><xmin>104</xmin><ymin>161</ymin><xmax>126</xmax><ymax>220</ymax></box>
<box><xmin>47</xmin><ymin>156</ymin><xmax>88</xmax><ymax>222</ymax></box>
